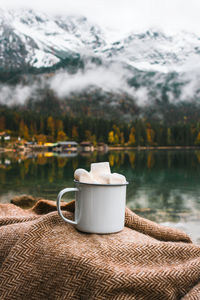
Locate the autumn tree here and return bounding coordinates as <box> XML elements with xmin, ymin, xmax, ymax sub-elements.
<box><xmin>113</xmin><ymin>124</ymin><xmax>121</xmax><ymax>145</ymax></box>
<box><xmin>0</xmin><ymin>116</ymin><xmax>5</xmax><ymax>131</ymax></box>
<box><xmin>146</xmin><ymin>123</ymin><xmax>155</xmax><ymax>146</ymax></box>
<box><xmin>128</xmin><ymin>127</ymin><xmax>136</xmax><ymax>145</ymax></box>
<box><xmin>85</xmin><ymin>130</ymin><xmax>97</xmax><ymax>146</ymax></box>
<box><xmin>24</xmin><ymin>125</ymin><xmax>29</xmax><ymax>140</ymax></box>
<box><xmin>36</xmin><ymin>134</ymin><xmax>47</xmax><ymax>145</ymax></box>
<box><xmin>167</xmin><ymin>128</ymin><xmax>172</xmax><ymax>145</ymax></box>
<box><xmin>114</xmin><ymin>133</ymin><xmax>119</xmax><ymax>144</ymax></box>
<box><xmin>108</xmin><ymin>131</ymin><xmax>115</xmax><ymax>144</ymax></box>
<box><xmin>85</xmin><ymin>130</ymin><xmax>92</xmax><ymax>141</ymax></box>
<box><xmin>19</xmin><ymin>120</ymin><xmax>25</xmax><ymax>137</ymax></box>
<box><xmin>19</xmin><ymin>120</ymin><xmax>29</xmax><ymax>140</ymax></box>
<box><xmin>72</xmin><ymin>126</ymin><xmax>79</xmax><ymax>141</ymax></box>
<box><xmin>190</xmin><ymin>125</ymin><xmax>197</xmax><ymax>145</ymax></box>
<box><xmin>120</xmin><ymin>132</ymin><xmax>125</xmax><ymax>146</ymax></box>
<box><xmin>39</xmin><ymin>118</ymin><xmax>44</xmax><ymax>134</ymax></box>
<box><xmin>195</xmin><ymin>132</ymin><xmax>200</xmax><ymax>145</ymax></box>
<box><xmin>57</xmin><ymin>130</ymin><xmax>67</xmax><ymax>141</ymax></box>
<box><xmin>47</xmin><ymin>116</ymin><xmax>55</xmax><ymax>138</ymax></box>
<box><xmin>30</xmin><ymin>122</ymin><xmax>37</xmax><ymax>137</ymax></box>
<box><xmin>55</xmin><ymin>120</ymin><xmax>63</xmax><ymax>136</ymax></box>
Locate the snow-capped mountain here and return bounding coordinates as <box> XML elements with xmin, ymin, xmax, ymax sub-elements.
<box><xmin>1</xmin><ymin>7</ymin><xmax>200</xmax><ymax>72</ymax></box>
<box><xmin>0</xmin><ymin>8</ymin><xmax>106</xmax><ymax>70</ymax></box>
<box><xmin>1</xmin><ymin>7</ymin><xmax>200</xmax><ymax>106</ymax></box>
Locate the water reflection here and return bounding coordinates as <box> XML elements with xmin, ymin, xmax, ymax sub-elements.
<box><xmin>1</xmin><ymin>150</ymin><xmax>200</xmax><ymax>243</ymax></box>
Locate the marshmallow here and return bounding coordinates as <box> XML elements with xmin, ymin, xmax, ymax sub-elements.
<box><xmin>74</xmin><ymin>169</ymin><xmax>88</xmax><ymax>181</ymax></box>
<box><xmin>90</xmin><ymin>162</ymin><xmax>111</xmax><ymax>176</ymax></box>
<box><xmin>79</xmin><ymin>173</ymin><xmax>98</xmax><ymax>184</ymax></box>
<box><xmin>74</xmin><ymin>169</ymin><xmax>97</xmax><ymax>184</ymax></box>
<box><xmin>92</xmin><ymin>174</ymin><xmax>110</xmax><ymax>184</ymax></box>
<box><xmin>74</xmin><ymin>162</ymin><xmax>126</xmax><ymax>184</ymax></box>
<box><xmin>93</xmin><ymin>173</ymin><xmax>126</xmax><ymax>184</ymax></box>
<box><xmin>107</xmin><ymin>173</ymin><xmax>126</xmax><ymax>184</ymax></box>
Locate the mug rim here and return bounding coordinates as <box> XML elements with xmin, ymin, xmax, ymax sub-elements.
<box><xmin>74</xmin><ymin>179</ymin><xmax>129</xmax><ymax>186</ymax></box>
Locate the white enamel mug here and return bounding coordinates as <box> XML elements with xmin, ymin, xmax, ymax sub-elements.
<box><xmin>57</xmin><ymin>180</ymin><xmax>128</xmax><ymax>234</ymax></box>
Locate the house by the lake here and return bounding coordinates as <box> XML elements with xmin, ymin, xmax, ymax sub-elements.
<box><xmin>80</xmin><ymin>141</ymin><xmax>94</xmax><ymax>152</ymax></box>
<box><xmin>44</xmin><ymin>143</ymin><xmax>58</xmax><ymax>152</ymax></box>
<box><xmin>57</xmin><ymin>141</ymin><xmax>78</xmax><ymax>152</ymax></box>
<box><xmin>0</xmin><ymin>132</ymin><xmax>11</xmax><ymax>141</ymax></box>
<box><xmin>97</xmin><ymin>142</ymin><xmax>108</xmax><ymax>152</ymax></box>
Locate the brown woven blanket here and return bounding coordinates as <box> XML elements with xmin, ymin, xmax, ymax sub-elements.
<box><xmin>1</xmin><ymin>197</ymin><xmax>200</xmax><ymax>300</ymax></box>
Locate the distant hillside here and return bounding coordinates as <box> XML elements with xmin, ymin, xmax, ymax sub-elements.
<box><xmin>1</xmin><ymin>7</ymin><xmax>200</xmax><ymax>120</ymax></box>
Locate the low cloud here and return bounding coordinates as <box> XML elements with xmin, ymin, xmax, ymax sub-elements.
<box><xmin>179</xmin><ymin>55</ymin><xmax>200</xmax><ymax>102</ymax></box>
<box><xmin>49</xmin><ymin>64</ymin><xmax>132</xmax><ymax>97</ymax></box>
<box><xmin>0</xmin><ymin>84</ymin><xmax>33</xmax><ymax>105</ymax></box>
<box><xmin>49</xmin><ymin>63</ymin><xmax>151</xmax><ymax>106</ymax></box>
<box><xmin>0</xmin><ymin>58</ymin><xmax>200</xmax><ymax>108</ymax></box>
<box><xmin>2</xmin><ymin>0</ymin><xmax>200</xmax><ymax>36</ymax></box>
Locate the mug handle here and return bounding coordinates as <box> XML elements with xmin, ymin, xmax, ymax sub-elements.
<box><xmin>57</xmin><ymin>188</ymin><xmax>78</xmax><ymax>225</ymax></box>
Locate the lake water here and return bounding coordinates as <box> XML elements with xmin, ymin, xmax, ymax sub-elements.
<box><xmin>1</xmin><ymin>149</ymin><xmax>200</xmax><ymax>244</ymax></box>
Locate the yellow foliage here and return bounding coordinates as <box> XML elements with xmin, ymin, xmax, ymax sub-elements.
<box><xmin>167</xmin><ymin>128</ymin><xmax>171</xmax><ymax>145</ymax></box>
<box><xmin>72</xmin><ymin>126</ymin><xmax>79</xmax><ymax>140</ymax></box>
<box><xmin>23</xmin><ymin>125</ymin><xmax>29</xmax><ymax>140</ymax></box>
<box><xmin>36</xmin><ymin>134</ymin><xmax>47</xmax><ymax>145</ymax></box>
<box><xmin>85</xmin><ymin>130</ymin><xmax>96</xmax><ymax>146</ymax></box>
<box><xmin>57</xmin><ymin>130</ymin><xmax>67</xmax><ymax>141</ymax></box>
<box><xmin>128</xmin><ymin>127</ymin><xmax>136</xmax><ymax>145</ymax></box>
<box><xmin>47</xmin><ymin>116</ymin><xmax>55</xmax><ymax>137</ymax></box>
<box><xmin>146</xmin><ymin>128</ymin><xmax>155</xmax><ymax>145</ymax></box>
<box><xmin>195</xmin><ymin>132</ymin><xmax>200</xmax><ymax>145</ymax></box>
<box><xmin>0</xmin><ymin>116</ymin><xmax>5</xmax><ymax>131</ymax></box>
<box><xmin>191</xmin><ymin>126</ymin><xmax>196</xmax><ymax>135</ymax></box>
<box><xmin>108</xmin><ymin>131</ymin><xmax>115</xmax><ymax>144</ymax></box>
<box><xmin>56</xmin><ymin>120</ymin><xmax>63</xmax><ymax>132</ymax></box>
<box><xmin>19</xmin><ymin>120</ymin><xmax>29</xmax><ymax>140</ymax></box>
<box><xmin>114</xmin><ymin>133</ymin><xmax>119</xmax><ymax>144</ymax></box>
<box><xmin>120</xmin><ymin>132</ymin><xmax>125</xmax><ymax>145</ymax></box>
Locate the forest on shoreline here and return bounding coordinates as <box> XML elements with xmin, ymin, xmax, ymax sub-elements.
<box><xmin>1</xmin><ymin>107</ymin><xmax>200</xmax><ymax>147</ymax></box>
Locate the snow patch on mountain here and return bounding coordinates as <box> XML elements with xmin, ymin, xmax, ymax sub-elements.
<box><xmin>2</xmin><ymin>7</ymin><xmax>200</xmax><ymax>73</ymax></box>
<box><xmin>27</xmin><ymin>49</ymin><xmax>60</xmax><ymax>68</ymax></box>
<box><xmin>1</xmin><ymin>7</ymin><xmax>200</xmax><ymax>105</ymax></box>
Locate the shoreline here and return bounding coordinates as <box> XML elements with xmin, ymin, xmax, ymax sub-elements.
<box><xmin>108</xmin><ymin>146</ymin><xmax>200</xmax><ymax>151</ymax></box>
<box><xmin>1</xmin><ymin>145</ymin><xmax>200</xmax><ymax>154</ymax></box>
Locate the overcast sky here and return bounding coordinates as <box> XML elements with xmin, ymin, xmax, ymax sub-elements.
<box><xmin>1</xmin><ymin>0</ymin><xmax>200</xmax><ymax>35</ymax></box>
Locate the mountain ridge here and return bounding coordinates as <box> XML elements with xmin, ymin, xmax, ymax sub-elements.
<box><xmin>1</xmin><ymin>8</ymin><xmax>200</xmax><ymax>73</ymax></box>
<box><xmin>1</xmin><ymin>7</ymin><xmax>200</xmax><ymax>109</ymax></box>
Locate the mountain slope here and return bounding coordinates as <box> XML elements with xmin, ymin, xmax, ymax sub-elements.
<box><xmin>0</xmin><ymin>8</ymin><xmax>106</xmax><ymax>71</ymax></box>
<box><xmin>1</xmin><ymin>8</ymin><xmax>200</xmax><ymax>72</ymax></box>
<box><xmin>1</xmin><ymin>7</ymin><xmax>200</xmax><ymax>108</ymax></box>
